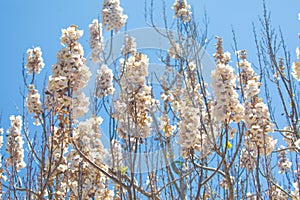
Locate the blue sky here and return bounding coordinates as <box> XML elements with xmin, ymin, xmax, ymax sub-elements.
<box><xmin>0</xmin><ymin>0</ymin><xmax>299</xmax><ymax>126</ymax></box>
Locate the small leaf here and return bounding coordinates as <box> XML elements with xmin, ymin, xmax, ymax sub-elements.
<box><xmin>121</xmin><ymin>166</ymin><xmax>128</xmax><ymax>175</ymax></box>
<box><xmin>226</xmin><ymin>141</ymin><xmax>233</xmax><ymax>149</ymax></box>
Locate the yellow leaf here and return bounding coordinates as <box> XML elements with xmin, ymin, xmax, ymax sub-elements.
<box><xmin>226</xmin><ymin>142</ymin><xmax>233</xmax><ymax>149</ymax></box>
<box><xmin>121</xmin><ymin>166</ymin><xmax>128</xmax><ymax>175</ymax></box>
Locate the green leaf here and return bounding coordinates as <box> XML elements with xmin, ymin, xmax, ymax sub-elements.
<box><xmin>121</xmin><ymin>166</ymin><xmax>128</xmax><ymax>175</ymax></box>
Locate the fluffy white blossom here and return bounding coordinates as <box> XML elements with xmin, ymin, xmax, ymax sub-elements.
<box><xmin>114</xmin><ymin>53</ymin><xmax>155</xmax><ymax>138</ymax></box>
<box><xmin>67</xmin><ymin>117</ymin><xmax>113</xmax><ymax>199</ymax></box>
<box><xmin>282</xmin><ymin>126</ymin><xmax>299</xmax><ymax>150</ymax></box>
<box><xmin>6</xmin><ymin>115</ymin><xmax>26</xmax><ymax>172</ymax></box>
<box><xmin>292</xmin><ymin>47</ymin><xmax>300</xmax><ymax>81</ymax></box>
<box><xmin>89</xmin><ymin>19</ymin><xmax>103</xmax><ymax>63</ymax></box>
<box><xmin>292</xmin><ymin>61</ymin><xmax>300</xmax><ymax>81</ymax></box>
<box><xmin>277</xmin><ymin>146</ymin><xmax>292</xmax><ymax>174</ymax></box>
<box><xmin>237</xmin><ymin>53</ymin><xmax>261</xmax><ymax>98</ymax></box>
<box><xmin>52</xmin><ymin>44</ymin><xmax>91</xmax><ymax>93</ymax></box>
<box><xmin>295</xmin><ymin>139</ymin><xmax>300</xmax><ymax>150</ymax></box>
<box><xmin>46</xmin><ymin>25</ymin><xmax>91</xmax><ymax>117</ymax></box>
<box><xmin>72</xmin><ymin>92</ymin><xmax>90</xmax><ymax>118</ymax></box>
<box><xmin>159</xmin><ymin>115</ymin><xmax>175</xmax><ymax>137</ymax></box>
<box><xmin>26</xmin><ymin>84</ymin><xmax>42</xmax><ymax>116</ymax></box>
<box><xmin>73</xmin><ymin>117</ymin><xmax>106</xmax><ymax>164</ymax></box>
<box><xmin>243</xmin><ymin>101</ymin><xmax>276</xmax><ymax>155</ymax></box>
<box><xmin>237</xmin><ymin>50</ymin><xmax>277</xmax><ymax>170</ymax></box>
<box><xmin>120</xmin><ymin>53</ymin><xmax>149</xmax><ymax>85</ymax></box>
<box><xmin>177</xmin><ymin>102</ymin><xmax>212</xmax><ymax>158</ymax></box>
<box><xmin>47</xmin><ymin>75</ymin><xmax>68</xmax><ymax>92</ymax></box>
<box><xmin>211</xmin><ymin>39</ymin><xmax>244</xmax><ymax>123</ymax></box>
<box><xmin>60</xmin><ymin>25</ymin><xmax>83</xmax><ymax>46</ymax></box>
<box><xmin>26</xmin><ymin>46</ymin><xmax>45</xmax><ymax>74</ymax></box>
<box><xmin>213</xmin><ymin>38</ymin><xmax>231</xmax><ymax>64</ymax></box>
<box><xmin>240</xmin><ymin>147</ymin><xmax>257</xmax><ymax>171</ymax></box>
<box><xmin>244</xmin><ymin>79</ymin><xmax>260</xmax><ymax>98</ymax></box>
<box><xmin>168</xmin><ymin>61</ymin><xmax>215</xmax><ymax>159</ymax></box>
<box><xmin>172</xmin><ymin>0</ymin><xmax>192</xmax><ymax>23</ymax></box>
<box><xmin>237</xmin><ymin>51</ymin><xmax>276</xmax><ymax>156</ymax></box>
<box><xmin>95</xmin><ymin>64</ymin><xmax>115</xmax><ymax>98</ymax></box>
<box><xmin>211</xmin><ymin>63</ymin><xmax>244</xmax><ymax>123</ymax></box>
<box><xmin>296</xmin><ymin>47</ymin><xmax>300</xmax><ymax>59</ymax></box>
<box><xmin>102</xmin><ymin>0</ymin><xmax>128</xmax><ymax>32</ymax></box>
<box><xmin>121</xmin><ymin>35</ymin><xmax>137</xmax><ymax>56</ymax></box>
<box><xmin>42</xmin><ymin>27</ymin><xmax>93</xmax><ymax>195</ymax></box>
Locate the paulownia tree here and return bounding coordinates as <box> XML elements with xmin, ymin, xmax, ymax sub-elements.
<box><xmin>0</xmin><ymin>0</ymin><xmax>299</xmax><ymax>199</ymax></box>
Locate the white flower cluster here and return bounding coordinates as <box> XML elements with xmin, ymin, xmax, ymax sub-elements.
<box><xmin>41</xmin><ymin>27</ymin><xmax>92</xmax><ymax>195</ymax></box>
<box><xmin>177</xmin><ymin>101</ymin><xmax>211</xmax><ymax>158</ymax></box>
<box><xmin>73</xmin><ymin>117</ymin><xmax>106</xmax><ymax>163</ymax></box>
<box><xmin>89</xmin><ymin>19</ymin><xmax>103</xmax><ymax>63</ymax></box>
<box><xmin>121</xmin><ymin>35</ymin><xmax>137</xmax><ymax>56</ymax></box>
<box><xmin>67</xmin><ymin>117</ymin><xmax>113</xmax><ymax>199</ymax></box>
<box><xmin>25</xmin><ymin>46</ymin><xmax>45</xmax><ymax>74</ymax></box>
<box><xmin>283</xmin><ymin>126</ymin><xmax>300</xmax><ymax>151</ymax></box>
<box><xmin>213</xmin><ymin>37</ymin><xmax>231</xmax><ymax>64</ymax></box>
<box><xmin>60</xmin><ymin>25</ymin><xmax>83</xmax><ymax>46</ymax></box>
<box><xmin>120</xmin><ymin>52</ymin><xmax>149</xmax><ymax>85</ymax></box>
<box><xmin>159</xmin><ymin>114</ymin><xmax>175</xmax><ymax>137</ymax></box>
<box><xmin>239</xmin><ymin>147</ymin><xmax>257</xmax><ymax>171</ymax></box>
<box><xmin>95</xmin><ymin>64</ymin><xmax>115</xmax><ymax>98</ymax></box>
<box><xmin>292</xmin><ymin>47</ymin><xmax>300</xmax><ymax>81</ymax></box>
<box><xmin>114</xmin><ymin>53</ymin><xmax>155</xmax><ymax>138</ymax></box>
<box><xmin>26</xmin><ymin>84</ymin><xmax>42</xmax><ymax>116</ymax></box>
<box><xmin>71</xmin><ymin>92</ymin><xmax>90</xmax><ymax>118</ymax></box>
<box><xmin>240</xmin><ymin>56</ymin><xmax>275</xmax><ymax>150</ymax></box>
<box><xmin>46</xmin><ymin>25</ymin><xmax>91</xmax><ymax>118</ymax></box>
<box><xmin>169</xmin><ymin>62</ymin><xmax>214</xmax><ymax>158</ymax></box>
<box><xmin>6</xmin><ymin>115</ymin><xmax>26</xmax><ymax>172</ymax></box>
<box><xmin>212</xmin><ymin>38</ymin><xmax>244</xmax><ymax>123</ymax></box>
<box><xmin>237</xmin><ymin>50</ymin><xmax>277</xmax><ymax>169</ymax></box>
<box><xmin>172</xmin><ymin>0</ymin><xmax>192</xmax><ymax>23</ymax></box>
<box><xmin>237</xmin><ymin>54</ymin><xmax>261</xmax><ymax>98</ymax></box>
<box><xmin>50</xmin><ymin>44</ymin><xmax>91</xmax><ymax>93</ymax></box>
<box><xmin>277</xmin><ymin>146</ymin><xmax>292</xmax><ymax>174</ymax></box>
<box><xmin>243</xmin><ymin>100</ymin><xmax>276</xmax><ymax>154</ymax></box>
<box><xmin>102</xmin><ymin>0</ymin><xmax>128</xmax><ymax>32</ymax></box>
